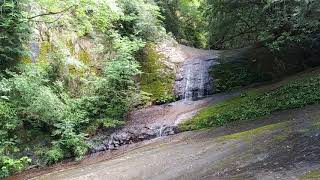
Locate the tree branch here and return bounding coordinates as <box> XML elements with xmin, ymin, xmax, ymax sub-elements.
<box><xmin>28</xmin><ymin>5</ymin><xmax>76</xmax><ymax>20</ymax></box>
<box><xmin>215</xmin><ymin>28</ymin><xmax>258</xmax><ymax>48</ymax></box>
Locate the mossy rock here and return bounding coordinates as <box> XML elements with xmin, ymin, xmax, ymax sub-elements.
<box><xmin>37</xmin><ymin>41</ymin><xmax>52</xmax><ymax>65</ymax></box>
<box><xmin>139</xmin><ymin>43</ymin><xmax>175</xmax><ymax>104</ymax></box>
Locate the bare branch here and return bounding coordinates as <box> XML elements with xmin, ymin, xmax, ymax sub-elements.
<box><xmin>28</xmin><ymin>5</ymin><xmax>76</xmax><ymax>20</ymax></box>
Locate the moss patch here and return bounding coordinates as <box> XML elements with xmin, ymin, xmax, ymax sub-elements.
<box><xmin>179</xmin><ymin>91</ymin><xmax>261</xmax><ymax>131</ymax></box>
<box><xmin>37</xmin><ymin>41</ymin><xmax>52</xmax><ymax>66</ymax></box>
<box><xmin>139</xmin><ymin>43</ymin><xmax>175</xmax><ymax>104</ymax></box>
<box><xmin>216</xmin><ymin>122</ymin><xmax>286</xmax><ymax>142</ymax></box>
<box><xmin>20</xmin><ymin>56</ymin><xmax>32</xmax><ymax>64</ymax></box>
<box><xmin>78</xmin><ymin>49</ymin><xmax>91</xmax><ymax>65</ymax></box>
<box><xmin>66</xmin><ymin>39</ymin><xmax>75</xmax><ymax>55</ymax></box>
<box><xmin>271</xmin><ymin>132</ymin><xmax>288</xmax><ymax>142</ymax></box>
<box><xmin>300</xmin><ymin>169</ymin><xmax>320</xmax><ymax>179</ymax></box>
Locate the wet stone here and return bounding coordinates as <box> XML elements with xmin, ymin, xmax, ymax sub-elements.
<box><xmin>175</xmin><ymin>58</ymin><xmax>218</xmax><ymax>100</ymax></box>
<box><xmin>90</xmin><ymin>125</ymin><xmax>179</xmax><ymax>153</ymax></box>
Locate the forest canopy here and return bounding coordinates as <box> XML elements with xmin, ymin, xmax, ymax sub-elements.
<box><xmin>205</xmin><ymin>0</ymin><xmax>320</xmax><ymax>50</ymax></box>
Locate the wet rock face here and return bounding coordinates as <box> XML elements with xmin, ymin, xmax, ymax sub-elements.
<box><xmin>90</xmin><ymin>125</ymin><xmax>179</xmax><ymax>153</ymax></box>
<box><xmin>175</xmin><ymin>58</ymin><xmax>218</xmax><ymax>100</ymax></box>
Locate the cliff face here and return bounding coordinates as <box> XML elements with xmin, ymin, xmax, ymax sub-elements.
<box><xmin>26</xmin><ymin>26</ymin><xmax>101</xmax><ymax>72</ymax></box>
<box><xmin>156</xmin><ymin>39</ymin><xmax>218</xmax><ymax>100</ymax></box>
<box><xmin>176</xmin><ymin>58</ymin><xmax>217</xmax><ymax>100</ymax></box>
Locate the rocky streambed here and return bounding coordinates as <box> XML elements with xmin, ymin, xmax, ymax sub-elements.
<box><xmin>90</xmin><ymin>125</ymin><xmax>179</xmax><ymax>153</ymax></box>
<box><xmin>88</xmin><ymin>93</ymin><xmax>238</xmax><ymax>154</ymax></box>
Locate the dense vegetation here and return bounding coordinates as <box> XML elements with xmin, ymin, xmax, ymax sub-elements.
<box><xmin>155</xmin><ymin>0</ymin><xmax>207</xmax><ymax>48</ymax></box>
<box><xmin>156</xmin><ymin>0</ymin><xmax>320</xmax><ymax>51</ymax></box>
<box><xmin>210</xmin><ymin>54</ymin><xmax>271</xmax><ymax>92</ymax></box>
<box><xmin>0</xmin><ymin>0</ymin><xmax>29</xmax><ymax>70</ymax></box>
<box><xmin>180</xmin><ymin>72</ymin><xmax>320</xmax><ymax>131</ymax></box>
<box><xmin>0</xmin><ymin>0</ymin><xmax>167</xmax><ymax>177</ymax></box>
<box><xmin>205</xmin><ymin>0</ymin><xmax>320</xmax><ymax>50</ymax></box>
<box><xmin>157</xmin><ymin>0</ymin><xmax>320</xmax><ymax>91</ymax></box>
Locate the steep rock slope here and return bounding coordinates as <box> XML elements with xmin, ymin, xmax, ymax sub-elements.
<box><xmin>13</xmin><ymin>105</ymin><xmax>320</xmax><ymax>180</ymax></box>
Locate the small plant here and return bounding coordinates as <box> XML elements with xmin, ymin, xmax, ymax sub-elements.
<box><xmin>0</xmin><ymin>156</ymin><xmax>31</xmax><ymax>178</ymax></box>
<box><xmin>44</xmin><ymin>146</ymin><xmax>64</xmax><ymax>165</ymax></box>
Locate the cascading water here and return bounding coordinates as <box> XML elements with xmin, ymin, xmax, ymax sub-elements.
<box><xmin>175</xmin><ymin>58</ymin><xmax>218</xmax><ymax>101</ymax></box>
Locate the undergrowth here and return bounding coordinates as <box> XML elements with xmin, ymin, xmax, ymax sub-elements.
<box><xmin>179</xmin><ymin>74</ymin><xmax>320</xmax><ymax>131</ymax></box>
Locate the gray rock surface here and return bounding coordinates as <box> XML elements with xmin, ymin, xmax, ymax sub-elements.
<box><xmin>90</xmin><ymin>125</ymin><xmax>179</xmax><ymax>153</ymax></box>
<box><xmin>175</xmin><ymin>58</ymin><xmax>218</xmax><ymax>100</ymax></box>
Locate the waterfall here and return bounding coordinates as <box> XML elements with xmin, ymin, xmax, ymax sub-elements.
<box><xmin>184</xmin><ymin>67</ymin><xmax>192</xmax><ymax>100</ymax></box>
<box><xmin>175</xmin><ymin>58</ymin><xmax>217</xmax><ymax>101</ymax></box>
<box><xmin>158</xmin><ymin>125</ymin><xmax>164</xmax><ymax>137</ymax></box>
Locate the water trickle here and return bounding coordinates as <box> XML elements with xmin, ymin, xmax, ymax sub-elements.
<box><xmin>90</xmin><ymin>125</ymin><xmax>178</xmax><ymax>153</ymax></box>
<box><xmin>158</xmin><ymin>126</ymin><xmax>164</xmax><ymax>137</ymax></box>
<box><xmin>175</xmin><ymin>58</ymin><xmax>218</xmax><ymax>101</ymax></box>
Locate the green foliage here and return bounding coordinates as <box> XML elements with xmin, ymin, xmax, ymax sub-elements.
<box><xmin>93</xmin><ymin>37</ymin><xmax>143</xmax><ymax>118</ymax></box>
<box><xmin>0</xmin><ymin>100</ymin><xmax>19</xmax><ymax>140</ymax></box>
<box><xmin>2</xmin><ymin>66</ymin><xmax>65</xmax><ymax>126</ymax></box>
<box><xmin>139</xmin><ymin>43</ymin><xmax>175</xmax><ymax>104</ymax></box>
<box><xmin>0</xmin><ymin>99</ymin><xmax>27</xmax><ymax>178</ymax></box>
<box><xmin>99</xmin><ymin>118</ymin><xmax>125</xmax><ymax>129</ymax></box>
<box><xmin>180</xmin><ymin>74</ymin><xmax>320</xmax><ymax>131</ymax></box>
<box><xmin>211</xmin><ymin>60</ymin><xmax>271</xmax><ymax>92</ymax></box>
<box><xmin>0</xmin><ymin>0</ymin><xmax>168</xmax><ymax>178</ymax></box>
<box><xmin>205</xmin><ymin>0</ymin><xmax>320</xmax><ymax>50</ymax></box>
<box><xmin>118</xmin><ymin>0</ymin><xmax>165</xmax><ymax>41</ymax></box>
<box><xmin>156</xmin><ymin>0</ymin><xmax>207</xmax><ymax>48</ymax></box>
<box><xmin>0</xmin><ymin>156</ymin><xmax>31</xmax><ymax>178</ymax></box>
<box><xmin>0</xmin><ymin>0</ymin><xmax>30</xmax><ymax>70</ymax></box>
<box><xmin>43</xmin><ymin>146</ymin><xmax>64</xmax><ymax>165</ymax></box>
<box><xmin>0</xmin><ymin>65</ymin><xmax>89</xmax><ymax>161</ymax></box>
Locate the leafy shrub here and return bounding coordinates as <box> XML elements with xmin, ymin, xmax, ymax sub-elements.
<box><xmin>43</xmin><ymin>146</ymin><xmax>64</xmax><ymax>165</ymax></box>
<box><xmin>118</xmin><ymin>0</ymin><xmax>165</xmax><ymax>41</ymax></box>
<box><xmin>180</xmin><ymin>74</ymin><xmax>320</xmax><ymax>131</ymax></box>
<box><xmin>0</xmin><ymin>65</ymin><xmax>89</xmax><ymax>167</ymax></box>
<box><xmin>0</xmin><ymin>100</ymin><xmax>19</xmax><ymax>141</ymax></box>
<box><xmin>1</xmin><ymin>65</ymin><xmax>66</xmax><ymax>127</ymax></box>
<box><xmin>93</xmin><ymin>37</ymin><xmax>143</xmax><ymax>118</ymax></box>
<box><xmin>0</xmin><ymin>156</ymin><xmax>31</xmax><ymax>178</ymax></box>
<box><xmin>205</xmin><ymin>0</ymin><xmax>320</xmax><ymax>50</ymax></box>
<box><xmin>155</xmin><ymin>0</ymin><xmax>207</xmax><ymax>48</ymax></box>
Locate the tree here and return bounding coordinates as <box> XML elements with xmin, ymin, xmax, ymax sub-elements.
<box><xmin>0</xmin><ymin>0</ymin><xmax>29</xmax><ymax>70</ymax></box>
<box><xmin>205</xmin><ymin>0</ymin><xmax>320</xmax><ymax>50</ymax></box>
<box><xmin>156</xmin><ymin>0</ymin><xmax>207</xmax><ymax>48</ymax></box>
